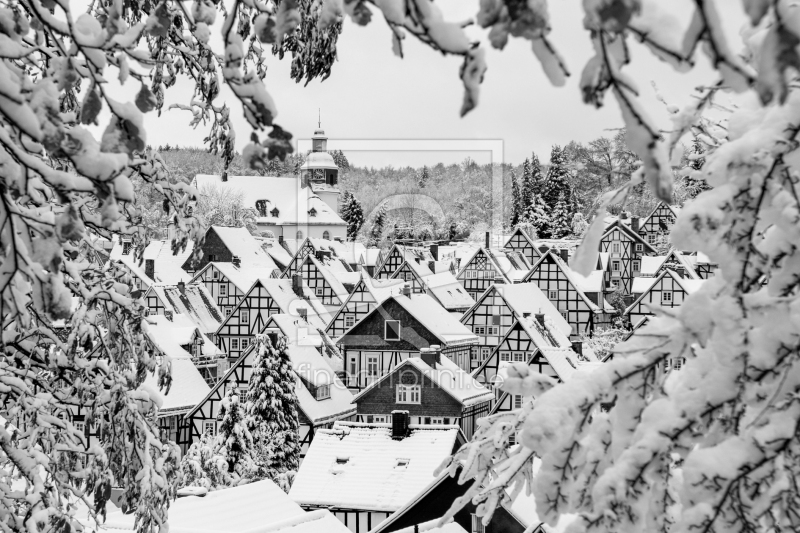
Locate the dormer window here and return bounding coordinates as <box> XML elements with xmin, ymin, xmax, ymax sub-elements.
<box><xmin>255</xmin><ymin>200</ymin><xmax>268</xmax><ymax>217</ymax></box>
<box><xmin>122</xmin><ymin>239</ymin><xmax>132</xmax><ymax>255</ymax></box>
<box><xmin>315</xmin><ymin>384</ymin><xmax>330</xmax><ymax>400</ymax></box>
<box><xmin>308</xmin><ymin>208</ymin><xmax>317</xmax><ymax>217</ymax></box>
<box><xmin>395</xmin><ymin>458</ymin><xmax>410</xmax><ymax>469</ymax></box>
<box><xmin>271</xmin><ymin>208</ymin><xmax>279</xmax><ymax>218</ymax></box>
<box><xmin>335</xmin><ymin>457</ymin><xmax>349</xmax><ymax>465</ymax></box>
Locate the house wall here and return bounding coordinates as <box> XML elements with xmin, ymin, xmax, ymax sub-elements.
<box><xmin>194</xmin><ymin>264</ymin><xmax>252</xmax><ymax>317</ymax></box>
<box><xmin>460</xmin><ymin>287</ymin><xmax>517</xmax><ymax>371</ymax></box>
<box><xmin>457</xmin><ymin>249</ymin><xmax>504</xmax><ymax>300</ymax></box>
<box><xmin>355</xmin><ymin>364</ymin><xmax>463</xmax><ymax>418</ymax></box>
<box><xmin>182</xmin><ymin>227</ymin><xmax>232</xmax><ymax>273</ymax></box>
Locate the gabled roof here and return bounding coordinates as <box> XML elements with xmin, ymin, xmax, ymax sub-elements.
<box><xmin>423</xmin><ymin>272</ymin><xmax>474</xmax><ymax>311</ymax></box>
<box><xmin>624</xmin><ymin>269</ymin><xmax>706</xmax><ymax>315</ymax></box>
<box><xmin>457</xmin><ymin>247</ymin><xmax>530</xmax><ymax>283</ymax></box>
<box><xmin>641</xmin><ymin>202</ymin><xmax>681</xmax><ymax>228</ymax></box>
<box><xmin>295</xmin><ymin>254</ymin><xmax>350</xmax><ymax>300</ymax></box>
<box><xmin>193</xmin><ymin>261</ymin><xmax>272</xmax><ymax>293</ymax></box>
<box><xmin>352</xmin><ymin>355</ymin><xmax>493</xmax><ymax>407</ymax></box>
<box><xmin>259</xmin><ymin>238</ymin><xmax>294</xmax><ymax>269</ymax></box>
<box><xmin>503</xmin><ymin>226</ymin><xmax>539</xmax><ymax>252</ymax></box>
<box><xmin>288</xmin><ymin>421</ymin><xmax>461</xmax><ymax>512</ymax></box>
<box><xmin>524</xmin><ymin>250</ymin><xmax>612</xmax><ymax>314</ymax></box>
<box><xmin>150</xmin><ymin>282</ymin><xmax>225</xmax><ymax>334</ymax></box>
<box><xmin>390</xmin><ymin>294</ymin><xmax>479</xmax><ymax>345</ymax></box>
<box><xmin>361</xmin><ymin>248</ymin><xmax>382</xmax><ymax>267</ymax></box>
<box><xmin>97</xmin><ymin>479</ymin><xmax>350</xmax><ymax>533</ymax></box>
<box><xmin>601</xmin><ymin>220</ymin><xmax>658</xmax><ymax>253</ymax></box>
<box><xmin>472</xmin><ymin>281</ymin><xmax>572</xmax><ymax>337</ymax></box>
<box><xmin>207</xmin><ymin>226</ymin><xmax>278</xmax><ymax>268</ymax></box>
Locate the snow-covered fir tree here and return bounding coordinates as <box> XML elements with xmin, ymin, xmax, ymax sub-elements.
<box><xmin>520</xmin><ymin>191</ymin><xmax>549</xmax><ymax>238</ymax></box>
<box><xmin>510</xmin><ymin>169</ymin><xmax>523</xmax><ymax>227</ymax></box>
<box><xmin>519</xmin><ymin>157</ymin><xmax>533</xmax><ymax>210</ymax></box>
<box><xmin>418</xmin><ymin>166</ymin><xmax>430</xmax><ymax>188</ymax></box>
<box><xmin>683</xmin><ymin>135</ymin><xmax>710</xmax><ymax>199</ymax></box>
<box><xmin>542</xmin><ymin>145</ymin><xmax>573</xmax><ymax>209</ymax></box>
<box><xmin>341</xmin><ymin>191</ymin><xmax>365</xmax><ymax>241</ymax></box>
<box><xmin>330</xmin><ymin>149</ymin><xmax>350</xmax><ymax>172</ymax></box>
<box><xmin>179</xmin><ymin>434</ymin><xmax>231</xmax><ymax>490</ymax></box>
<box><xmin>549</xmin><ymin>192</ymin><xmax>572</xmax><ymax>238</ymax></box>
<box><xmin>245</xmin><ymin>335</ymin><xmax>300</xmax><ymax>484</ymax></box>
<box><xmin>571</xmin><ymin>212</ymin><xmax>589</xmax><ymax>237</ymax></box>
<box><xmin>368</xmin><ymin>202</ymin><xmax>388</xmax><ymax>247</ymax></box>
<box><xmin>216</xmin><ymin>389</ymin><xmax>254</xmax><ymax>478</ymax></box>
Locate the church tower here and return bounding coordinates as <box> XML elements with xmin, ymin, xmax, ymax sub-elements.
<box><xmin>300</xmin><ymin>126</ymin><xmax>340</xmax><ymax>214</ymax></box>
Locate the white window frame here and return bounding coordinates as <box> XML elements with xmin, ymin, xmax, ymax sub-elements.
<box><xmin>231</xmin><ymin>338</ymin><xmax>239</xmax><ymax>350</ymax></box>
<box><xmin>648</xmin><ymin>233</ymin><xmax>656</xmax><ymax>244</ymax></box>
<box><xmin>385</xmin><ymin>320</ymin><xmax>401</xmax><ymax>341</ymax></box>
<box><xmin>240</xmin><ymin>310</ymin><xmax>249</xmax><ymax>323</ymax></box>
<box><xmin>635</xmin><ymin>243</ymin><xmax>643</xmax><ymax>252</ymax></box>
<box><xmin>487</xmin><ymin>326</ymin><xmax>499</xmax><ymax>336</ymax></box>
<box><xmin>662</xmin><ymin>291</ymin><xmax>673</xmax><ymax>304</ymax></box>
<box><xmin>241</xmin><ymin>338</ymin><xmax>249</xmax><ymax>349</ymax></box>
<box><xmin>612</xmin><ymin>242</ymin><xmax>620</xmax><ymax>253</ymax></box>
<box><xmin>612</xmin><ymin>260</ymin><xmax>621</xmax><ymax>272</ymax></box>
<box><xmin>315</xmin><ymin>384</ymin><xmax>330</xmax><ymax>400</ymax></box>
<box><xmin>548</xmin><ymin>290</ymin><xmax>557</xmax><ymax>300</ymax></box>
<box><xmin>203</xmin><ymin>420</ymin><xmax>216</xmax><ymax>436</ymax></box>
<box><xmin>219</xmin><ymin>284</ymin><xmax>227</xmax><ymax>297</ymax></box>
<box><xmin>316</xmin><ymin>286</ymin><xmax>324</xmax><ymax>297</ymax></box>
<box><xmin>344</xmin><ymin>314</ymin><xmax>356</xmax><ymax>328</ymax></box>
<box><xmin>480</xmin><ymin>347</ymin><xmax>491</xmax><ymax>360</ymax></box>
<box><xmin>514</xmin><ymin>394</ymin><xmax>523</xmax><ymax>409</ymax></box>
<box><xmin>513</xmin><ymin>352</ymin><xmax>525</xmax><ymax>362</ymax></box>
<box><xmin>397</xmin><ymin>384</ymin><xmax>421</xmax><ymax>404</ymax></box>
<box><xmin>500</xmin><ymin>353</ymin><xmax>511</xmax><ymax>362</ymax></box>
<box><xmin>212</xmin><ymin>270</ymin><xmax>219</xmax><ymax>279</ymax></box>
<box><xmin>367</xmin><ymin>355</ymin><xmax>379</xmax><ymax>377</ymax></box>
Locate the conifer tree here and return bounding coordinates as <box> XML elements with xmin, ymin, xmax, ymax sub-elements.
<box><xmin>520</xmin><ymin>157</ymin><xmax>533</xmax><ymax>210</ymax></box>
<box><xmin>684</xmin><ymin>135</ymin><xmax>710</xmax><ymax>199</ymax></box>
<box><xmin>341</xmin><ymin>192</ymin><xmax>365</xmax><ymax>241</ymax></box>
<box><xmin>549</xmin><ymin>192</ymin><xmax>572</xmax><ymax>238</ymax></box>
<box><xmin>368</xmin><ymin>202</ymin><xmax>388</xmax><ymax>246</ymax></box>
<box><xmin>245</xmin><ymin>335</ymin><xmax>301</xmax><ymax>483</ymax></box>
<box><xmin>418</xmin><ymin>166</ymin><xmax>430</xmax><ymax>188</ymax></box>
<box><xmin>330</xmin><ymin>150</ymin><xmax>351</xmax><ymax>172</ymax></box>
<box><xmin>510</xmin><ymin>169</ymin><xmax>522</xmax><ymax>227</ymax></box>
<box><xmin>216</xmin><ymin>389</ymin><xmax>254</xmax><ymax>478</ymax></box>
<box><xmin>521</xmin><ymin>191</ymin><xmax>549</xmax><ymax>238</ymax></box>
<box><xmin>542</xmin><ymin>145</ymin><xmax>572</xmax><ymax>210</ymax></box>
<box><xmin>179</xmin><ymin>433</ymin><xmax>230</xmax><ymax>490</ymax></box>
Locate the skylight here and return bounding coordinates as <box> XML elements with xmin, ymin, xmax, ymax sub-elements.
<box><xmin>395</xmin><ymin>458</ymin><xmax>410</xmax><ymax>469</ymax></box>
<box><xmin>335</xmin><ymin>457</ymin><xmax>349</xmax><ymax>465</ymax></box>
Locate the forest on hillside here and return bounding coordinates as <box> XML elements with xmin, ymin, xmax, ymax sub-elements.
<box><xmin>137</xmin><ymin>130</ymin><xmax>706</xmax><ymax>243</ymax></box>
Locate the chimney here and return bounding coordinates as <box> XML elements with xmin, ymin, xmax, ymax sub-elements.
<box><xmin>402</xmin><ymin>284</ymin><xmax>411</xmax><ymax>297</ymax></box>
<box><xmin>535</xmin><ymin>313</ymin><xmax>545</xmax><ymax>327</ymax></box>
<box><xmin>391</xmin><ymin>410</ymin><xmax>410</xmax><ymax>440</ymax></box>
<box><xmin>485</xmin><ymin>231</ymin><xmax>490</xmax><ymax>249</ymax></box>
<box><xmin>177</xmin><ymin>281</ymin><xmax>185</xmax><ymax>294</ymax></box>
<box><xmin>298</xmin><ymin>307</ymin><xmax>308</xmax><ymax>321</ymax></box>
<box><xmin>421</xmin><ymin>345</ymin><xmax>441</xmax><ymax>368</ymax></box>
<box><xmin>571</xmin><ymin>340</ymin><xmax>583</xmax><ymax>358</ymax></box>
<box><xmin>620</xmin><ymin>211</ymin><xmax>628</xmax><ymax>220</ymax></box>
<box><xmin>559</xmin><ymin>249</ymin><xmax>569</xmax><ymax>265</ymax></box>
<box><xmin>144</xmin><ymin>259</ymin><xmax>155</xmax><ymax>281</ymax></box>
<box><xmin>278</xmin><ymin>234</ymin><xmax>284</xmax><ymax>244</ymax></box>
<box><xmin>631</xmin><ymin>216</ymin><xmax>640</xmax><ymax>234</ymax></box>
<box><xmin>430</xmin><ymin>244</ymin><xmax>439</xmax><ymax>261</ymax></box>
<box><xmin>292</xmin><ymin>273</ymin><xmax>304</xmax><ymax>297</ymax></box>
<box><xmin>522</xmin><ymin>311</ymin><xmax>532</xmax><ymax>319</ymax></box>
<box><xmin>232</xmin><ymin>256</ymin><xmax>241</xmax><ymax>268</ymax></box>
<box><xmin>221</xmin><ymin>171</ymin><xmax>228</xmax><ymax>182</ymax></box>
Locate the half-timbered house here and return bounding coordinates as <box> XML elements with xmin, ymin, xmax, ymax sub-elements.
<box><xmin>503</xmin><ymin>226</ymin><xmax>541</xmax><ymax>266</ymax></box>
<box><xmin>190</xmin><ymin>261</ymin><xmax>271</xmax><ymax>318</ymax></box>
<box><xmin>522</xmin><ymin>250</ymin><xmax>613</xmax><ymax>339</ymax></box>
<box><xmin>472</xmin><ymin>311</ymin><xmax>578</xmax><ymax>387</ymax></box>
<box><xmin>638</xmin><ymin>249</ymin><xmax>701</xmax><ymax>281</ymax></box>
<box><xmin>694</xmin><ymin>251</ymin><xmax>719</xmax><ymax>279</ymax></box>
<box><xmin>337</xmin><ymin>289</ymin><xmax>478</xmax><ymax>390</ymax></box>
<box><xmin>388</xmin><ymin>259</ymin><xmax>434</xmax><ymax>293</ymax></box>
<box><xmin>368</xmin><ymin>463</ymin><xmax>575</xmax><ymax>533</ymax></box>
<box><xmin>326</xmin><ymin>274</ymin><xmax>406</xmax><ymax>340</ymax></box>
<box><xmin>285</xmin><ymin>253</ymin><xmax>350</xmax><ymax>313</ymax></box>
<box><xmin>639</xmin><ymin>202</ymin><xmax>680</xmax><ymax>246</ymax></box>
<box><xmin>186</xmin><ymin>313</ymin><xmax>353</xmax><ymax>456</ymax></box>
<box><xmin>288</xmin><ymin>414</ymin><xmax>464</xmax><ymax>533</ymax></box>
<box><xmin>373</xmin><ymin>244</ymin><xmax>435</xmax><ymax>280</ymax></box>
<box><xmin>598</xmin><ymin>220</ymin><xmax>658</xmax><ymax>294</ymax></box>
<box><xmin>180</xmin><ymin>225</ymin><xmax>278</xmax><ymax>274</ymax></box>
<box><xmin>351</xmin><ymin>347</ymin><xmax>493</xmax><ymax>438</ymax></box>
<box><xmin>455</xmin><ymin>248</ymin><xmax>530</xmax><ymax>300</ymax></box>
<box><xmin>625</xmin><ymin>269</ymin><xmax>705</xmax><ymax>325</ymax></box>
<box><xmin>214</xmin><ymin>274</ymin><xmax>331</xmax><ymax>360</ymax></box>
<box><xmin>144</xmin><ymin>282</ymin><xmax>224</xmax><ymax>336</ymax></box>
<box><xmin>281</xmin><ymin>237</ymin><xmax>355</xmax><ymax>277</ymax></box>
<box><xmin>460</xmin><ymin>282</ymin><xmax>571</xmax><ymax>371</ymax></box>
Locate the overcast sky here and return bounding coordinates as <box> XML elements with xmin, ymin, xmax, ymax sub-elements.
<box><xmin>122</xmin><ymin>1</ymin><xmax>746</xmax><ymax>168</ymax></box>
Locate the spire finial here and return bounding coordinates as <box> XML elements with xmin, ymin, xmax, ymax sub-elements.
<box><xmin>318</xmin><ymin>108</ymin><xmax>321</xmax><ymax>129</ymax></box>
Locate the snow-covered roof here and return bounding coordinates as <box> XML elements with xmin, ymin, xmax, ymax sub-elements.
<box><xmin>571</xmin><ymin>269</ymin><xmax>605</xmax><ymax>294</ymax></box>
<box><xmin>632</xmin><ymin>276</ymin><xmax>657</xmax><ymax>294</ymax></box>
<box><xmin>141</xmin><ymin>357</ymin><xmax>210</xmax><ymax>414</ymax></box>
<box><xmin>395</xmin><ymin>521</ymin><xmax>467</xmax><ymax>533</ymax></box>
<box><xmin>300</xmin><ymin>150</ymin><xmax>338</xmax><ymax>170</ymax></box>
<box><xmin>209</xmin><ymin>226</ymin><xmax>278</xmax><ymax>268</ymax></box>
<box><xmin>639</xmin><ymin>255</ymin><xmax>668</xmax><ymax>276</ymax></box>
<box><xmin>204</xmin><ymin>262</ymin><xmax>272</xmax><ymax>293</ymax></box>
<box><xmin>361</xmin><ymin>248</ymin><xmax>382</xmax><ymax>267</ymax></box>
<box><xmin>458</xmin><ymin>248</ymin><xmax>530</xmax><ymax>283</ymax></box>
<box><xmin>527</xmin><ymin>251</ymin><xmax>612</xmax><ymax>313</ymax></box>
<box><xmin>111</xmin><ymin>255</ymin><xmax>154</xmax><ymax>289</ymax></box>
<box><xmin>289</xmin><ymin>422</ymin><xmax>461</xmax><ymax>512</ymax></box>
<box><xmin>392</xmin><ymin>294</ymin><xmax>479</xmax><ymax>345</ymax></box>
<box><xmin>292</xmin><ymin>345</ymin><xmax>355</xmax><ymax>424</ymax></box>
<box><xmin>423</xmin><ymin>272</ymin><xmax>474</xmax><ymax>310</ymax></box>
<box><xmin>95</xmin><ymin>479</ymin><xmax>349</xmax><ymax>533</ymax></box>
<box><xmin>353</xmin><ymin>355</ymin><xmax>493</xmax><ymax>407</ymax></box>
<box><xmin>305</xmin><ymin>254</ymin><xmax>349</xmax><ymax>300</ymax></box>
<box><xmin>194</xmin><ymin>175</ymin><xmax>346</xmax><ymax>227</ymax></box>
<box><xmin>259</xmin><ymin>238</ymin><xmax>294</xmax><ymax>269</ymax></box>
<box><xmin>624</xmin><ymin>270</ymin><xmax>706</xmax><ymax>315</ymax></box>
<box><xmin>229</xmin><ymin>278</ymin><xmax>332</xmax><ymax>331</ymax></box>
<box><xmin>158</xmin><ymin>283</ymin><xmax>225</xmax><ymax>334</ymax></box>
<box><xmin>492</xmin><ymin>283</ymin><xmax>572</xmax><ymax>337</ymax></box>
<box><xmin>365</xmin><ymin>275</ymin><xmax>407</xmax><ymax>301</ymax></box>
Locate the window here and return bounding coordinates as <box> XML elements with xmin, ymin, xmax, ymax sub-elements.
<box><xmin>367</xmin><ymin>356</ymin><xmax>379</xmax><ymax>376</ymax></box>
<box><xmin>471</xmin><ymin>350</ymin><xmax>481</xmax><ymax>361</ymax></box>
<box><xmin>648</xmin><ymin>233</ymin><xmax>656</xmax><ymax>244</ymax></box>
<box><xmin>514</xmin><ymin>394</ymin><xmax>523</xmax><ymax>408</ymax></box>
<box><xmin>74</xmin><ymin>420</ymin><xmax>85</xmax><ymax>432</ymax></box>
<box><xmin>208</xmin><ymin>254</ymin><xmax>217</xmax><ymax>262</ymax></box>
<box><xmin>612</xmin><ymin>260</ymin><xmax>621</xmax><ymax>272</ymax></box>
<box><xmin>241</xmin><ymin>310</ymin><xmax>249</xmax><ymax>323</ymax></box>
<box><xmin>335</xmin><ymin>457</ymin><xmax>349</xmax><ymax>465</ymax></box>
<box><xmin>397</xmin><ymin>384</ymin><xmax>421</xmax><ymax>404</ymax></box>
<box><xmin>480</xmin><ymin>347</ymin><xmax>491</xmax><ymax>360</ymax></box>
<box><xmin>508</xmin><ymin>432</ymin><xmax>516</xmax><ymax>445</ymax></box>
<box><xmin>385</xmin><ymin>320</ymin><xmax>401</xmax><ymax>341</ymax></box>
<box><xmin>673</xmin><ymin>357</ymin><xmax>683</xmax><ymax>370</ymax></box>
<box><xmin>296</xmin><ymin>231</ymin><xmax>304</xmax><ymax>239</ymax></box>
<box><xmin>308</xmin><ymin>208</ymin><xmax>317</xmax><ymax>217</ymax></box>
<box><xmin>662</xmin><ymin>291</ymin><xmax>673</xmax><ymax>304</ymax></box>
<box><xmin>122</xmin><ymin>240</ymin><xmax>132</xmax><ymax>255</ymax></box>
<box><xmin>315</xmin><ymin>384</ymin><xmax>330</xmax><ymax>400</ymax></box>
<box><xmin>612</xmin><ymin>242</ymin><xmax>620</xmax><ymax>253</ymax></box>
<box><xmin>635</xmin><ymin>243</ymin><xmax>643</xmax><ymax>252</ymax></box>
<box><xmin>349</xmin><ymin>355</ymin><xmax>357</xmax><ymax>378</ymax></box>
<box><xmin>212</xmin><ymin>270</ymin><xmax>219</xmax><ymax>279</ymax></box>
<box><xmin>316</xmin><ymin>287</ymin><xmax>324</xmax><ymax>297</ymax></box>
<box><xmin>231</xmin><ymin>338</ymin><xmax>239</xmax><ymax>350</ymax></box>
<box><xmin>632</xmin><ymin>260</ymin><xmax>641</xmax><ymax>272</ymax></box>
<box><xmin>241</xmin><ymin>338</ymin><xmax>249</xmax><ymax>349</ymax></box>
<box><xmin>395</xmin><ymin>458</ymin><xmax>410</xmax><ymax>469</ymax></box>
<box><xmin>219</xmin><ymin>285</ymin><xmax>227</xmax><ymax>297</ymax></box>
<box><xmin>501</xmin><ymin>353</ymin><xmax>510</xmax><ymax>362</ymax></box>
<box><xmin>561</xmin><ymin>311</ymin><xmax>568</xmax><ymax>320</ymax></box>
<box><xmin>203</xmin><ymin>421</ymin><xmax>216</xmax><ymax>436</ymax></box>
<box><xmin>323</xmin><ymin>231</ymin><xmax>330</xmax><ymax>240</ymax></box>
<box><xmin>610</xmin><ymin>279</ymin><xmax>619</xmax><ymax>289</ymax></box>
<box><xmin>344</xmin><ymin>314</ymin><xmax>356</xmax><ymax>328</ymax></box>
<box><xmin>513</xmin><ymin>352</ymin><xmax>525</xmax><ymax>362</ymax></box>
<box><xmin>474</xmin><ymin>326</ymin><xmax>485</xmax><ymax>335</ymax></box>
<box><xmin>225</xmin><ymin>308</ymin><xmax>232</xmax><ymax>317</ymax></box>
<box><xmin>367</xmin><ymin>415</ymin><xmax>387</xmax><ymax>423</ymax></box>
<box><xmin>548</xmin><ymin>290</ymin><xmax>558</xmax><ymax>300</ymax></box>
<box><xmin>472</xmin><ymin>514</ymin><xmax>486</xmax><ymax>533</ymax></box>
<box><xmin>237</xmin><ymin>386</ymin><xmax>248</xmax><ymax>399</ymax></box>
<box><xmin>486</xmin><ymin>326</ymin><xmax>499</xmax><ymax>336</ymax></box>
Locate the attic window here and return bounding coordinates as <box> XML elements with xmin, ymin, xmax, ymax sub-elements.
<box><xmin>385</xmin><ymin>320</ymin><xmax>401</xmax><ymax>341</ymax></box>
<box><xmin>308</xmin><ymin>208</ymin><xmax>317</xmax><ymax>217</ymax></box>
<box><xmin>271</xmin><ymin>208</ymin><xmax>279</xmax><ymax>218</ymax></box>
<box><xmin>395</xmin><ymin>458</ymin><xmax>410</xmax><ymax>469</ymax></box>
<box><xmin>335</xmin><ymin>457</ymin><xmax>349</xmax><ymax>465</ymax></box>
<box><xmin>122</xmin><ymin>240</ymin><xmax>132</xmax><ymax>255</ymax></box>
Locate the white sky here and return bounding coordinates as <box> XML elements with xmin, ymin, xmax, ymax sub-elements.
<box><xmin>113</xmin><ymin>0</ymin><xmax>747</xmax><ymax>168</ymax></box>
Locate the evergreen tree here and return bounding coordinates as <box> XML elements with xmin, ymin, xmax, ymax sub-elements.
<box><xmin>179</xmin><ymin>433</ymin><xmax>230</xmax><ymax>490</ymax></box>
<box><xmin>542</xmin><ymin>145</ymin><xmax>572</xmax><ymax>210</ymax></box>
<box><xmin>684</xmin><ymin>135</ymin><xmax>710</xmax><ymax>199</ymax></box>
<box><xmin>510</xmin><ymin>169</ymin><xmax>522</xmax><ymax>227</ymax></box>
<box><xmin>330</xmin><ymin>149</ymin><xmax>350</xmax><ymax>172</ymax></box>
<box><xmin>521</xmin><ymin>191</ymin><xmax>549</xmax><ymax>238</ymax></box>
<box><xmin>341</xmin><ymin>192</ymin><xmax>365</xmax><ymax>241</ymax></box>
<box><xmin>368</xmin><ymin>202</ymin><xmax>388</xmax><ymax>246</ymax></box>
<box><xmin>571</xmin><ymin>212</ymin><xmax>589</xmax><ymax>236</ymax></box>
<box><xmin>216</xmin><ymin>389</ymin><xmax>254</xmax><ymax>477</ymax></box>
<box><xmin>520</xmin><ymin>157</ymin><xmax>533</xmax><ymax>210</ymax></box>
<box><xmin>549</xmin><ymin>192</ymin><xmax>572</xmax><ymax>238</ymax></box>
<box><xmin>245</xmin><ymin>335</ymin><xmax>300</xmax><ymax>484</ymax></box>
<box><xmin>418</xmin><ymin>166</ymin><xmax>430</xmax><ymax>188</ymax></box>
